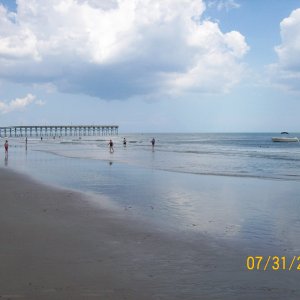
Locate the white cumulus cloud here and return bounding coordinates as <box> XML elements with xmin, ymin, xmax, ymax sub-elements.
<box><xmin>0</xmin><ymin>0</ymin><xmax>249</xmax><ymax>100</ymax></box>
<box><xmin>268</xmin><ymin>8</ymin><xmax>300</xmax><ymax>92</ymax></box>
<box><xmin>0</xmin><ymin>93</ymin><xmax>43</xmax><ymax>114</ymax></box>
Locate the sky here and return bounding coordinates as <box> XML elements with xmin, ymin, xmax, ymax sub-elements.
<box><xmin>1</xmin><ymin>0</ymin><xmax>300</xmax><ymax>133</ymax></box>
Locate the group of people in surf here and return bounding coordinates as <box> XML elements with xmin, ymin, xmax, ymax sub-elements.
<box><xmin>3</xmin><ymin>137</ymin><xmax>156</xmax><ymax>156</ymax></box>
<box><xmin>108</xmin><ymin>137</ymin><xmax>155</xmax><ymax>153</ymax></box>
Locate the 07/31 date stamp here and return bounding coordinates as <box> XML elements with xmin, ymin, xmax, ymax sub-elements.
<box><xmin>246</xmin><ymin>256</ymin><xmax>300</xmax><ymax>271</ymax></box>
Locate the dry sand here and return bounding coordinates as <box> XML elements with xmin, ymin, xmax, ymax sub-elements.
<box><xmin>1</xmin><ymin>167</ymin><xmax>300</xmax><ymax>300</ymax></box>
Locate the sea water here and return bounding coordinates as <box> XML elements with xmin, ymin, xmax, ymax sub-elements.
<box><xmin>2</xmin><ymin>133</ymin><xmax>300</xmax><ymax>251</ymax></box>
<box><xmin>5</xmin><ymin>132</ymin><xmax>300</xmax><ymax>180</ymax></box>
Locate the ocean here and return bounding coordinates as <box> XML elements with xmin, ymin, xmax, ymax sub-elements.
<box><xmin>4</xmin><ymin>132</ymin><xmax>300</xmax><ymax>180</ymax></box>
<box><xmin>2</xmin><ymin>132</ymin><xmax>300</xmax><ymax>251</ymax></box>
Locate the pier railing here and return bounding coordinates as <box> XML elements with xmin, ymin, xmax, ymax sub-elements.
<box><xmin>0</xmin><ymin>125</ymin><xmax>119</xmax><ymax>138</ymax></box>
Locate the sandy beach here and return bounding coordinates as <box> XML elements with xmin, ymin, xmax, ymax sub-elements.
<box><xmin>1</xmin><ymin>166</ymin><xmax>300</xmax><ymax>300</ymax></box>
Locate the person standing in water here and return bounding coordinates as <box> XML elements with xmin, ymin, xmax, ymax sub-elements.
<box><xmin>123</xmin><ymin>138</ymin><xmax>127</xmax><ymax>147</ymax></box>
<box><xmin>4</xmin><ymin>140</ymin><xmax>8</xmax><ymax>155</ymax></box>
<box><xmin>151</xmin><ymin>138</ymin><xmax>155</xmax><ymax>148</ymax></box>
<box><xmin>108</xmin><ymin>139</ymin><xmax>114</xmax><ymax>153</ymax></box>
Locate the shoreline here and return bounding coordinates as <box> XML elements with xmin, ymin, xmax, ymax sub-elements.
<box><xmin>1</xmin><ymin>167</ymin><xmax>300</xmax><ymax>299</ymax></box>
<box><xmin>3</xmin><ymin>148</ymin><xmax>300</xmax><ymax>247</ymax></box>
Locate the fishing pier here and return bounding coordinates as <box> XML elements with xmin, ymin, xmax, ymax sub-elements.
<box><xmin>0</xmin><ymin>125</ymin><xmax>119</xmax><ymax>138</ymax></box>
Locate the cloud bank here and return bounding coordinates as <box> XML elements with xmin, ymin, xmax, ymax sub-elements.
<box><xmin>269</xmin><ymin>8</ymin><xmax>300</xmax><ymax>92</ymax></box>
<box><xmin>0</xmin><ymin>0</ymin><xmax>249</xmax><ymax>100</ymax></box>
<box><xmin>0</xmin><ymin>93</ymin><xmax>42</xmax><ymax>114</ymax></box>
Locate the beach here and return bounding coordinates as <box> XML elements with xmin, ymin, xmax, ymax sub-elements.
<box><xmin>2</xmin><ymin>0</ymin><xmax>300</xmax><ymax>298</ymax></box>
<box><xmin>1</xmin><ymin>133</ymin><xmax>300</xmax><ymax>299</ymax></box>
<box><xmin>1</xmin><ymin>165</ymin><xmax>300</xmax><ymax>300</ymax></box>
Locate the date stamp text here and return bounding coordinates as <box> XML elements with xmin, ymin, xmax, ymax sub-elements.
<box><xmin>246</xmin><ymin>256</ymin><xmax>300</xmax><ymax>271</ymax></box>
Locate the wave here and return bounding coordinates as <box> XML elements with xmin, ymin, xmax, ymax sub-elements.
<box><xmin>156</xmin><ymin>168</ymin><xmax>300</xmax><ymax>181</ymax></box>
<box><xmin>34</xmin><ymin>148</ymin><xmax>300</xmax><ymax>182</ymax></box>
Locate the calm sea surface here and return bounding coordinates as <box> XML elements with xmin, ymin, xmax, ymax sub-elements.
<box><xmin>2</xmin><ymin>132</ymin><xmax>300</xmax><ymax>251</ymax></box>
<box><xmin>6</xmin><ymin>132</ymin><xmax>300</xmax><ymax>180</ymax></box>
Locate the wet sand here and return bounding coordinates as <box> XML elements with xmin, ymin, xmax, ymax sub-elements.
<box><xmin>1</xmin><ymin>167</ymin><xmax>300</xmax><ymax>300</ymax></box>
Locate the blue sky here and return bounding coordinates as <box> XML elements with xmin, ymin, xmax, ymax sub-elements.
<box><xmin>1</xmin><ymin>0</ymin><xmax>300</xmax><ymax>132</ymax></box>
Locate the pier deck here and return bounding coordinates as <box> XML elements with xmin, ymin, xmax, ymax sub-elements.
<box><xmin>0</xmin><ymin>125</ymin><xmax>118</xmax><ymax>138</ymax></box>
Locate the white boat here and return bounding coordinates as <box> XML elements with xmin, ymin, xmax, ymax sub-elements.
<box><xmin>272</xmin><ymin>136</ymin><xmax>299</xmax><ymax>142</ymax></box>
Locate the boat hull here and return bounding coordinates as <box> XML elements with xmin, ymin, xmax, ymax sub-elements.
<box><xmin>272</xmin><ymin>137</ymin><xmax>299</xmax><ymax>142</ymax></box>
